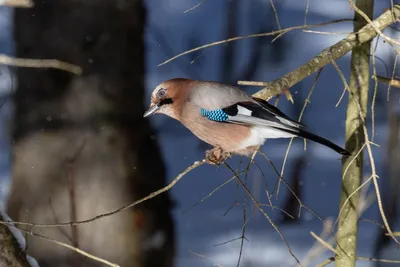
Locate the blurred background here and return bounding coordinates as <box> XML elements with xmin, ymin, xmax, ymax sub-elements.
<box><xmin>0</xmin><ymin>0</ymin><xmax>399</xmax><ymax>266</ymax></box>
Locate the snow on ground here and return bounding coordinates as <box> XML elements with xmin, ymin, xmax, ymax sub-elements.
<box><xmin>0</xmin><ymin>1</ymin><xmax>399</xmax><ymax>266</ymax></box>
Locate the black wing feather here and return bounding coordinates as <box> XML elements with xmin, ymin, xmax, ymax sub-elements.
<box><xmin>221</xmin><ymin>99</ymin><xmax>305</xmax><ymax>129</ymax></box>
<box><xmin>251</xmin><ymin>97</ymin><xmax>306</xmax><ymax>128</ymax></box>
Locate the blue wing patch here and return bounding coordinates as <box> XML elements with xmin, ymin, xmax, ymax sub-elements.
<box><xmin>200</xmin><ymin>108</ymin><xmax>229</xmax><ymax>122</ymax></box>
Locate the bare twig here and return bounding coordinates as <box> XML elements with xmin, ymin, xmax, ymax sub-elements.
<box><xmin>310</xmin><ymin>232</ymin><xmax>337</xmax><ymax>254</ymax></box>
<box><xmin>0</xmin><ymin>160</ymin><xmax>205</xmax><ymax>228</ymax></box>
<box><xmin>239</xmin><ymin>6</ymin><xmax>400</xmax><ymax>101</ymax></box>
<box><xmin>158</xmin><ymin>19</ymin><xmax>352</xmax><ymax>67</ymax></box>
<box><xmin>357</xmin><ymin>257</ymin><xmax>400</xmax><ymax>264</ymax></box>
<box><xmin>269</xmin><ymin>0</ymin><xmax>281</xmax><ymax>30</ymax></box>
<box><xmin>0</xmin><ymin>54</ymin><xmax>82</xmax><ymax>75</ymax></box>
<box><xmin>12</xmin><ymin>225</ymin><xmax>119</xmax><ymax>267</ymax></box>
<box><xmin>189</xmin><ymin>250</ymin><xmax>223</xmax><ymax>267</ymax></box>
<box><xmin>223</xmin><ymin>162</ymin><xmax>303</xmax><ymax>266</ymax></box>
<box><xmin>0</xmin><ymin>0</ymin><xmax>33</xmax><ymax>7</ymax></box>
<box><xmin>370</xmin><ymin>41</ymin><xmax>379</xmax><ymax>141</ymax></box>
<box><xmin>277</xmin><ymin>68</ymin><xmax>322</xmax><ymax>197</ymax></box>
<box><xmin>387</xmin><ymin>53</ymin><xmax>399</xmax><ymax>101</ymax></box>
<box><xmin>316</xmin><ymin>257</ymin><xmax>335</xmax><ymax>267</ymax></box>
<box><xmin>184</xmin><ymin>0</ymin><xmax>205</xmax><ymax>13</ymax></box>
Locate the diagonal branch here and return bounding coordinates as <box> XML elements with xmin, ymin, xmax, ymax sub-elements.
<box><xmin>0</xmin><ymin>160</ymin><xmax>205</xmax><ymax>228</ymax></box>
<box><xmin>238</xmin><ymin>5</ymin><xmax>400</xmax><ymax>100</ymax></box>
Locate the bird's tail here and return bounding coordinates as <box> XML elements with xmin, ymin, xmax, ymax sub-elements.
<box><xmin>277</xmin><ymin>127</ymin><xmax>350</xmax><ymax>156</ymax></box>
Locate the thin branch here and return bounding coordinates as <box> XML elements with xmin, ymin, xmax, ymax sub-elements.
<box><xmin>370</xmin><ymin>41</ymin><xmax>379</xmax><ymax>141</ymax></box>
<box><xmin>269</xmin><ymin>0</ymin><xmax>281</xmax><ymax>30</ymax></box>
<box><xmin>223</xmin><ymin>162</ymin><xmax>303</xmax><ymax>267</ymax></box>
<box><xmin>310</xmin><ymin>232</ymin><xmax>338</xmax><ymax>254</ymax></box>
<box><xmin>183</xmin><ymin>175</ymin><xmax>238</xmax><ymax>213</ymax></box>
<box><xmin>316</xmin><ymin>257</ymin><xmax>335</xmax><ymax>267</ymax></box>
<box><xmin>277</xmin><ymin>68</ymin><xmax>322</xmax><ymax>197</ymax></box>
<box><xmin>12</xmin><ymin>225</ymin><xmax>119</xmax><ymax>267</ymax></box>
<box><xmin>184</xmin><ymin>0</ymin><xmax>206</xmax><ymax>13</ymax></box>
<box><xmin>0</xmin><ymin>54</ymin><xmax>82</xmax><ymax>75</ymax></box>
<box><xmin>387</xmin><ymin>53</ymin><xmax>399</xmax><ymax>100</ymax></box>
<box><xmin>1</xmin><ymin>160</ymin><xmax>205</xmax><ymax>228</ymax></box>
<box><xmin>158</xmin><ymin>19</ymin><xmax>352</xmax><ymax>67</ymax></box>
<box><xmin>239</xmin><ymin>6</ymin><xmax>400</xmax><ymax>100</ymax></box>
<box><xmin>189</xmin><ymin>250</ymin><xmax>223</xmax><ymax>267</ymax></box>
<box><xmin>357</xmin><ymin>256</ymin><xmax>400</xmax><ymax>264</ymax></box>
<box><xmin>0</xmin><ymin>0</ymin><xmax>33</xmax><ymax>7</ymax></box>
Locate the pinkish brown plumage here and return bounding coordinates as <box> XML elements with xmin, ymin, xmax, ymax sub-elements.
<box><xmin>144</xmin><ymin>78</ymin><xmax>350</xmax><ymax>159</ymax></box>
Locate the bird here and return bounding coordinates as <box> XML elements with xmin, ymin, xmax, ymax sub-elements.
<box><xmin>144</xmin><ymin>78</ymin><xmax>350</xmax><ymax>161</ymax></box>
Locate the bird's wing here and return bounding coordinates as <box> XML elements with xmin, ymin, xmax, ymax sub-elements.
<box><xmin>251</xmin><ymin>97</ymin><xmax>306</xmax><ymax>128</ymax></box>
<box><xmin>212</xmin><ymin>98</ymin><xmax>305</xmax><ymax>130</ymax></box>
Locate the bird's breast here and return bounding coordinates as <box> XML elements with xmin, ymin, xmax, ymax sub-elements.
<box><xmin>180</xmin><ymin>105</ymin><xmax>265</xmax><ymax>155</ymax></box>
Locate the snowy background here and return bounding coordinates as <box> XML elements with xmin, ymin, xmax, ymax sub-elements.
<box><xmin>1</xmin><ymin>0</ymin><xmax>399</xmax><ymax>266</ymax></box>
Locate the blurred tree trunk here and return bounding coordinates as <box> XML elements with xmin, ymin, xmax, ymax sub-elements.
<box><xmin>6</xmin><ymin>1</ymin><xmax>175</xmax><ymax>267</ymax></box>
<box><xmin>335</xmin><ymin>0</ymin><xmax>373</xmax><ymax>266</ymax></box>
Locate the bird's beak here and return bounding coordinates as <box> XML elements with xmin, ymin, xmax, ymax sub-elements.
<box><xmin>143</xmin><ymin>103</ymin><xmax>159</xmax><ymax>118</ymax></box>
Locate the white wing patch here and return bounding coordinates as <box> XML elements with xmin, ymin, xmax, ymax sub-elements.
<box><xmin>237</xmin><ymin>105</ymin><xmax>253</xmax><ymax>116</ymax></box>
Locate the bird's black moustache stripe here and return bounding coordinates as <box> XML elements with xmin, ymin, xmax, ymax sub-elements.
<box><xmin>158</xmin><ymin>98</ymin><xmax>173</xmax><ymax>107</ymax></box>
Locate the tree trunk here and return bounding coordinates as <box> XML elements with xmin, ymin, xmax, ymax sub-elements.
<box><xmin>6</xmin><ymin>1</ymin><xmax>174</xmax><ymax>267</ymax></box>
<box><xmin>0</xmin><ymin>213</ymin><xmax>31</xmax><ymax>267</ymax></box>
<box><xmin>335</xmin><ymin>0</ymin><xmax>373</xmax><ymax>266</ymax></box>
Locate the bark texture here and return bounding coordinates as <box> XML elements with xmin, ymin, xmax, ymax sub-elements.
<box><xmin>335</xmin><ymin>0</ymin><xmax>373</xmax><ymax>266</ymax></box>
<box><xmin>6</xmin><ymin>1</ymin><xmax>174</xmax><ymax>266</ymax></box>
<box><xmin>0</xmin><ymin>214</ymin><xmax>31</xmax><ymax>267</ymax></box>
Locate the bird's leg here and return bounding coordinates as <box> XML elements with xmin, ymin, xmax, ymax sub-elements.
<box><xmin>205</xmin><ymin>146</ymin><xmax>231</xmax><ymax>165</ymax></box>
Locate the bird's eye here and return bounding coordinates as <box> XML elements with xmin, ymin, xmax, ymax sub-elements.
<box><xmin>157</xmin><ymin>88</ymin><xmax>166</xmax><ymax>98</ymax></box>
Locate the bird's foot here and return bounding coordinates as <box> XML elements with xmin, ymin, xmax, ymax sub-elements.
<box><xmin>205</xmin><ymin>147</ymin><xmax>231</xmax><ymax>165</ymax></box>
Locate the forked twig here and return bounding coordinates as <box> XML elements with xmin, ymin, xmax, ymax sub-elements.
<box><xmin>223</xmin><ymin>162</ymin><xmax>303</xmax><ymax>266</ymax></box>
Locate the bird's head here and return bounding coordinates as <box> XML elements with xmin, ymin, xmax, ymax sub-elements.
<box><xmin>144</xmin><ymin>78</ymin><xmax>190</xmax><ymax>119</ymax></box>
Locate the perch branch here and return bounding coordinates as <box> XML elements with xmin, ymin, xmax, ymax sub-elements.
<box><xmin>0</xmin><ymin>160</ymin><xmax>205</xmax><ymax>228</ymax></box>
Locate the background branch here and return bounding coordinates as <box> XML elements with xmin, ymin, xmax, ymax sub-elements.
<box><xmin>239</xmin><ymin>5</ymin><xmax>400</xmax><ymax>100</ymax></box>
<box><xmin>0</xmin><ymin>0</ymin><xmax>33</xmax><ymax>7</ymax></box>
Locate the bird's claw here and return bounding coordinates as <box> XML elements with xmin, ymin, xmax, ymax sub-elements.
<box><xmin>205</xmin><ymin>147</ymin><xmax>231</xmax><ymax>165</ymax></box>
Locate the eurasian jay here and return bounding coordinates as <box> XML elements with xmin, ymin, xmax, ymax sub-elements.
<box><xmin>144</xmin><ymin>78</ymin><xmax>349</xmax><ymax>161</ymax></box>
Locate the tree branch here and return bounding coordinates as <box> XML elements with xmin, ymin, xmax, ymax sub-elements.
<box><xmin>0</xmin><ymin>54</ymin><xmax>82</xmax><ymax>75</ymax></box>
<box><xmin>0</xmin><ymin>0</ymin><xmax>33</xmax><ymax>8</ymax></box>
<box><xmin>239</xmin><ymin>5</ymin><xmax>400</xmax><ymax>100</ymax></box>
